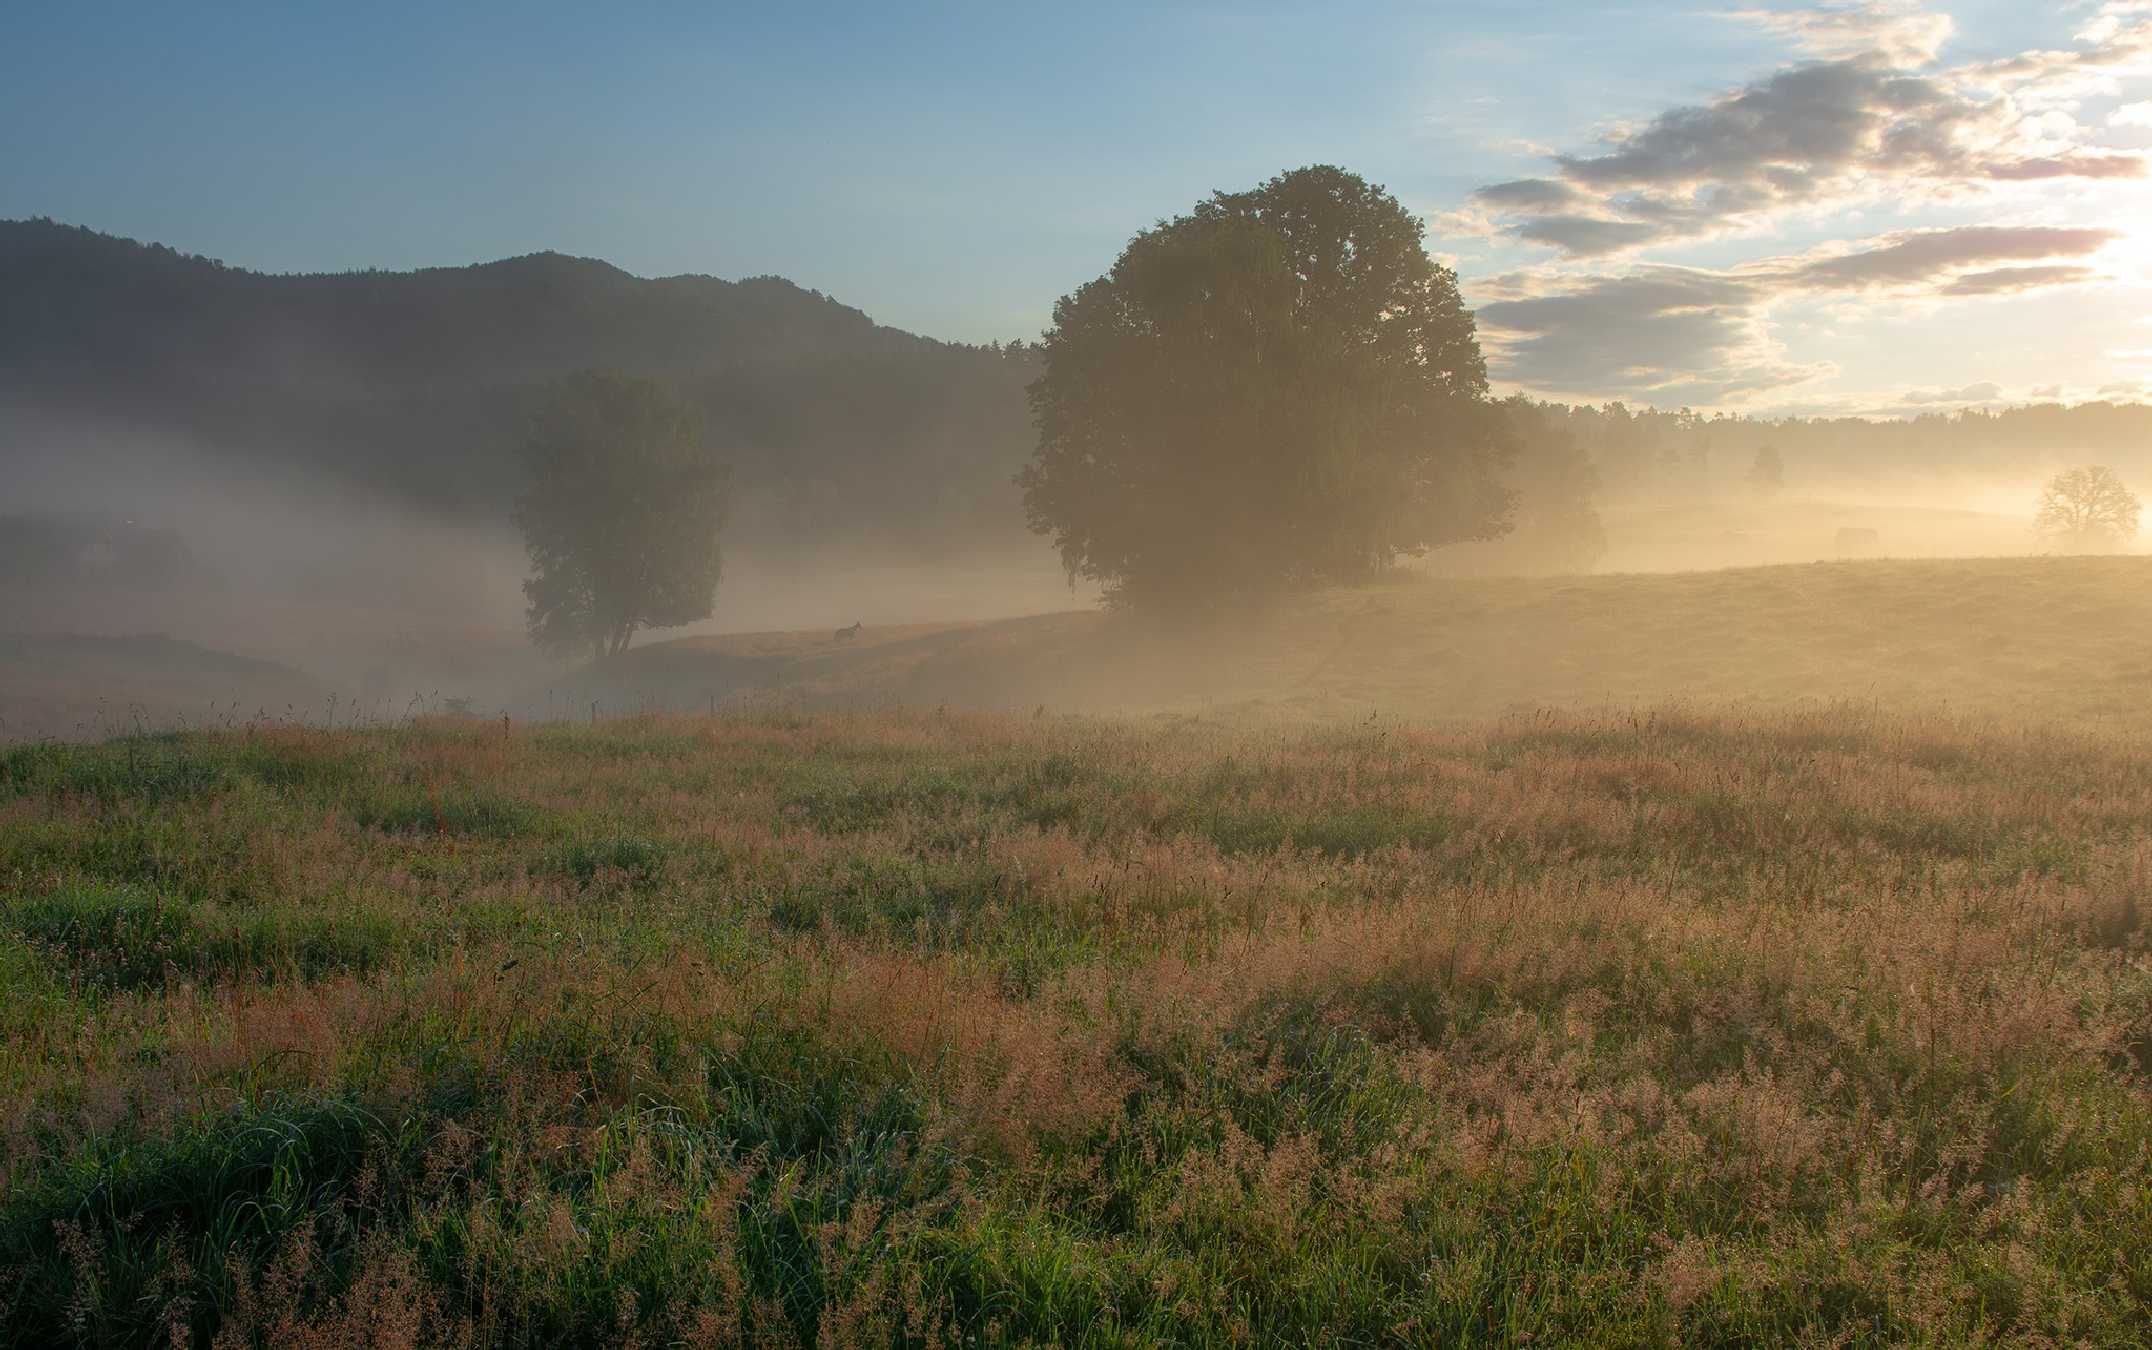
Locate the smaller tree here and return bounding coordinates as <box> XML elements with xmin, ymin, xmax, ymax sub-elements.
<box><xmin>513</xmin><ymin>370</ymin><xmax>730</xmax><ymax>659</ymax></box>
<box><xmin>2033</xmin><ymin>465</ymin><xmax>2140</xmax><ymax>553</ymax></box>
<box><xmin>1747</xmin><ymin>444</ymin><xmax>1784</xmax><ymax>499</ymax></box>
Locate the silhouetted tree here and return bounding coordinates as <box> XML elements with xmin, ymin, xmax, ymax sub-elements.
<box><xmin>1018</xmin><ymin>166</ymin><xmax>1512</xmax><ymax>606</ymax></box>
<box><xmin>513</xmin><ymin>370</ymin><xmax>729</xmax><ymax>658</ymax></box>
<box><xmin>1748</xmin><ymin>444</ymin><xmax>1784</xmax><ymax>498</ymax></box>
<box><xmin>2034</xmin><ymin>465</ymin><xmax>2140</xmax><ymax>553</ymax></box>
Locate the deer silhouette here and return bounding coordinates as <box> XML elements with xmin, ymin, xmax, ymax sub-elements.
<box><xmin>834</xmin><ymin>621</ymin><xmax>863</xmax><ymax>643</ymax></box>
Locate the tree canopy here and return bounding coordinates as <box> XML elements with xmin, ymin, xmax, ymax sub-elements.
<box><xmin>2034</xmin><ymin>465</ymin><xmax>2141</xmax><ymax>553</ymax></box>
<box><xmin>1017</xmin><ymin>166</ymin><xmax>1512</xmax><ymax>606</ymax></box>
<box><xmin>513</xmin><ymin>370</ymin><xmax>730</xmax><ymax>658</ymax></box>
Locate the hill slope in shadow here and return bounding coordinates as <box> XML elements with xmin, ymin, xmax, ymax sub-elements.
<box><xmin>1</xmin><ymin>218</ymin><xmax>1037</xmax><ymax>557</ymax></box>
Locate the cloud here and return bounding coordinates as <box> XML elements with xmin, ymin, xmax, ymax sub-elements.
<box><xmin>1473</xmin><ymin>267</ymin><xmax>1822</xmax><ymax>400</ymax></box>
<box><xmin>1443</xmin><ymin>4</ymin><xmax>2152</xmax><ymax>405</ymax></box>
<box><xmin>1985</xmin><ymin>153</ymin><xmax>2145</xmax><ymax>179</ymax></box>
<box><xmin>1725</xmin><ymin>1</ymin><xmax>1955</xmax><ymax>65</ymax></box>
<box><xmin>1457</xmin><ymin>3</ymin><xmax>2152</xmax><ymax>260</ymax></box>
<box><xmin>1956</xmin><ymin>3</ymin><xmax>2152</xmax><ymax>100</ymax></box>
<box><xmin>1472</xmin><ymin>179</ymin><xmax>1584</xmax><ymax>211</ymax></box>
<box><xmin>1903</xmin><ymin>381</ymin><xmax>2002</xmax><ymax>404</ymax></box>
<box><xmin>1784</xmin><ymin>226</ymin><xmax>2117</xmax><ymax>288</ymax></box>
<box><xmin>1442</xmin><ymin>3</ymin><xmax>2152</xmax><ymax>406</ymax></box>
<box><xmin>1509</xmin><ymin>215</ymin><xmax>1663</xmax><ymax>255</ymax></box>
<box><xmin>1550</xmin><ymin>60</ymin><xmax>1950</xmax><ymax>196</ymax></box>
<box><xmin>2078</xmin><ymin>1</ymin><xmax>2152</xmax><ymax>50</ymax></box>
<box><xmin>1939</xmin><ymin>265</ymin><xmax>2100</xmax><ymax>295</ymax></box>
<box><xmin>1471</xmin><ymin>224</ymin><xmax>2114</xmax><ymax>400</ymax></box>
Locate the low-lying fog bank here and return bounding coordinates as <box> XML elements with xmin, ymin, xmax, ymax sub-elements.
<box><xmin>2</xmin><ymin>422</ymin><xmax>2136</xmax><ymax>741</ymax></box>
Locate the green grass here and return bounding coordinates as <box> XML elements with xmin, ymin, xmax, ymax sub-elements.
<box><xmin>0</xmin><ymin>707</ymin><xmax>2149</xmax><ymax>1346</ymax></box>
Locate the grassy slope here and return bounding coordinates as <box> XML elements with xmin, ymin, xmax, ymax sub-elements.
<box><xmin>0</xmin><ymin>634</ymin><xmax>329</xmax><ymax>742</ymax></box>
<box><xmin>567</xmin><ymin>555</ymin><xmax>2152</xmax><ymax>727</ymax></box>
<box><xmin>2</xmin><ymin>707</ymin><xmax>2149</xmax><ymax>1345</ymax></box>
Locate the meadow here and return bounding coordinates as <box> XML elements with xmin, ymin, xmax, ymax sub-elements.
<box><xmin>567</xmin><ymin>556</ymin><xmax>2152</xmax><ymax>730</ymax></box>
<box><xmin>2</xmin><ymin>701</ymin><xmax>2149</xmax><ymax>1346</ymax></box>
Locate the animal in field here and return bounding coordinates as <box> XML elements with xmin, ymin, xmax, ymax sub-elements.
<box><xmin>1834</xmin><ymin>526</ymin><xmax>1881</xmax><ymax>557</ymax></box>
<box><xmin>833</xmin><ymin>621</ymin><xmax>863</xmax><ymax>643</ymax></box>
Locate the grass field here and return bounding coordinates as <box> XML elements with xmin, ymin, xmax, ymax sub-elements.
<box><xmin>557</xmin><ymin>555</ymin><xmax>2152</xmax><ymax>730</ymax></box>
<box><xmin>0</xmin><ymin>635</ymin><xmax>328</xmax><ymax>744</ymax></box>
<box><xmin>3</xmin><ymin>701</ymin><xmax>2150</xmax><ymax>1345</ymax></box>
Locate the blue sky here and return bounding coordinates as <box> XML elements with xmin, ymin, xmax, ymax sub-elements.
<box><xmin>5</xmin><ymin>2</ymin><xmax>2149</xmax><ymax>413</ymax></box>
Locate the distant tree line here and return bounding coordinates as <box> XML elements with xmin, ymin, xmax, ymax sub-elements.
<box><xmin>1514</xmin><ymin>399</ymin><xmax>2152</xmax><ymax>502</ymax></box>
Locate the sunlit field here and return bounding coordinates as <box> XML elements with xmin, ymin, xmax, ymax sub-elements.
<box><xmin>4</xmin><ymin>705</ymin><xmax>2149</xmax><ymax>1345</ymax></box>
<box><xmin>563</xmin><ymin>555</ymin><xmax>2152</xmax><ymax>731</ymax></box>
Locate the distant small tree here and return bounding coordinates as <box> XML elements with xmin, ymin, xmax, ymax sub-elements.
<box><xmin>2034</xmin><ymin>465</ymin><xmax>2140</xmax><ymax>553</ymax></box>
<box><xmin>513</xmin><ymin>370</ymin><xmax>729</xmax><ymax>659</ymax></box>
<box><xmin>1747</xmin><ymin>444</ymin><xmax>1784</xmax><ymax>498</ymax></box>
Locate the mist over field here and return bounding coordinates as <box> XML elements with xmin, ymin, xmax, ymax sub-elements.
<box><xmin>5</xmin><ymin>219</ymin><xmax>2149</xmax><ymax>736</ymax></box>
<box><xmin>7</xmin><ymin>2</ymin><xmax>2152</xmax><ymax>1345</ymax></box>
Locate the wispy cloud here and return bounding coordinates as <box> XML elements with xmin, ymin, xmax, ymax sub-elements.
<box><xmin>1474</xmin><ymin>267</ymin><xmax>1819</xmax><ymax>402</ymax></box>
<box><xmin>1471</xmin><ymin>224</ymin><xmax>2120</xmax><ymax>400</ymax></box>
<box><xmin>1902</xmin><ymin>380</ymin><xmax>2001</xmax><ymax>404</ymax></box>
<box><xmin>1938</xmin><ymin>264</ymin><xmax>2100</xmax><ymax>295</ymax></box>
<box><xmin>1455</xmin><ymin>1</ymin><xmax>2150</xmax><ymax>258</ymax></box>
<box><xmin>1454</xmin><ymin>2</ymin><xmax>2152</xmax><ymax>405</ymax></box>
<box><xmin>1723</xmin><ymin>1</ymin><xmax>1954</xmax><ymax>65</ymax></box>
<box><xmin>1783</xmin><ymin>225</ymin><xmax>2117</xmax><ymax>287</ymax></box>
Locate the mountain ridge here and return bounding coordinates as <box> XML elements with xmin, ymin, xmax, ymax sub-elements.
<box><xmin>1</xmin><ymin>217</ymin><xmax>1039</xmax><ymax>553</ymax></box>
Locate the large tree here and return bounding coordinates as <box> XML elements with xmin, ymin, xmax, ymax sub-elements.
<box><xmin>513</xmin><ymin>370</ymin><xmax>729</xmax><ymax>658</ymax></box>
<box><xmin>1018</xmin><ymin>165</ymin><xmax>1512</xmax><ymax>606</ymax></box>
<box><xmin>2034</xmin><ymin>465</ymin><xmax>2140</xmax><ymax>553</ymax></box>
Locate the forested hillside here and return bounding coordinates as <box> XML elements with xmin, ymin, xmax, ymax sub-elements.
<box><xmin>1</xmin><ymin>219</ymin><xmax>1037</xmax><ymax>556</ymax></box>
<box><xmin>9</xmin><ymin>218</ymin><xmax>2149</xmax><ymax>577</ymax></box>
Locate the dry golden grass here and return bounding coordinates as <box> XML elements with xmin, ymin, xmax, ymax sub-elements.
<box><xmin>570</xmin><ymin>555</ymin><xmax>2152</xmax><ymax>730</ymax></box>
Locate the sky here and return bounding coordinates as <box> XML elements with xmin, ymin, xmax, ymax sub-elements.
<box><xmin>4</xmin><ymin>0</ymin><xmax>2149</xmax><ymax>416</ymax></box>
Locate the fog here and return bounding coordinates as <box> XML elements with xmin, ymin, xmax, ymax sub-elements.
<box><xmin>0</xmin><ymin>413</ymin><xmax>1101</xmax><ymax>736</ymax></box>
<box><xmin>8</xmin><ymin>398</ymin><xmax>2123</xmax><ymax>743</ymax></box>
<box><xmin>5</xmin><ymin>270</ymin><xmax>2148</xmax><ymax>742</ymax></box>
